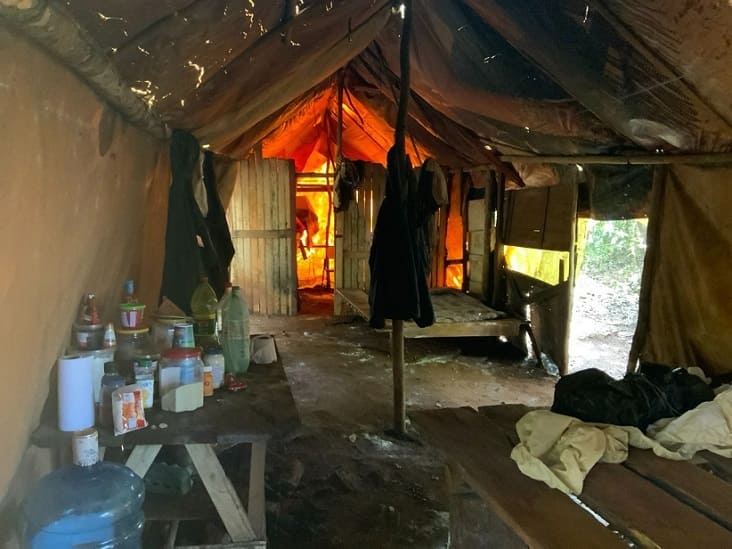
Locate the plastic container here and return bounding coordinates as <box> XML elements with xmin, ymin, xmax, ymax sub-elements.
<box><xmin>203</xmin><ymin>346</ymin><xmax>225</xmax><ymax>389</ymax></box>
<box><xmin>115</xmin><ymin>328</ymin><xmax>154</xmax><ymax>382</ymax></box>
<box><xmin>191</xmin><ymin>277</ymin><xmax>219</xmax><ymax>349</ymax></box>
<box><xmin>221</xmin><ymin>286</ymin><xmax>250</xmax><ymax>373</ymax></box>
<box><xmin>215</xmin><ymin>284</ymin><xmax>232</xmax><ymax>336</ymax></box>
<box><xmin>159</xmin><ymin>348</ymin><xmax>204</xmax><ymax>412</ymax></box>
<box><xmin>21</xmin><ymin>431</ymin><xmax>145</xmax><ymax>548</ymax></box>
<box><xmin>99</xmin><ymin>362</ymin><xmax>126</xmax><ymax>429</ymax></box>
<box><xmin>151</xmin><ymin>315</ymin><xmax>186</xmax><ymax>352</ymax></box>
<box><xmin>119</xmin><ymin>303</ymin><xmax>146</xmax><ymax>329</ymax></box>
<box><xmin>73</xmin><ymin>323</ymin><xmax>104</xmax><ymax>351</ymax></box>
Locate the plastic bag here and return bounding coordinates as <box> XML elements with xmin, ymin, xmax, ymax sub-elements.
<box><xmin>112</xmin><ymin>384</ymin><xmax>148</xmax><ymax>436</ymax></box>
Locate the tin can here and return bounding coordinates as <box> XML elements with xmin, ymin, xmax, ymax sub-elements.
<box><xmin>173</xmin><ymin>322</ymin><xmax>195</xmax><ymax>348</ymax></box>
<box><xmin>72</xmin><ymin>428</ymin><xmax>99</xmax><ymax>467</ymax></box>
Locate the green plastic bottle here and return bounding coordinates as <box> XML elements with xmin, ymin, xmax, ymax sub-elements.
<box><xmin>190</xmin><ymin>276</ymin><xmax>218</xmax><ymax>348</ymax></box>
<box><xmin>222</xmin><ymin>286</ymin><xmax>250</xmax><ymax>373</ymax></box>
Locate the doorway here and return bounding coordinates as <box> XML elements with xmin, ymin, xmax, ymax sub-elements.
<box><xmin>569</xmin><ymin>218</ymin><xmax>648</xmax><ymax>378</ymax></box>
<box><xmin>296</xmin><ymin>170</ymin><xmax>335</xmax><ymax>315</ymax></box>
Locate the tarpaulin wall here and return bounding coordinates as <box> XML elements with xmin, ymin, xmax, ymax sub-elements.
<box><xmin>0</xmin><ymin>29</ymin><xmax>167</xmax><ymax>536</ymax></box>
<box><xmin>642</xmin><ymin>165</ymin><xmax>732</xmax><ymax>377</ymax></box>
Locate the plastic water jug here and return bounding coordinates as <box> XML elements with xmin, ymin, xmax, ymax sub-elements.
<box><xmin>22</xmin><ymin>430</ymin><xmax>145</xmax><ymax>548</ymax></box>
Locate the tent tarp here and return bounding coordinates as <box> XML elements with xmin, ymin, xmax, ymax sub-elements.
<box><xmin>643</xmin><ymin>165</ymin><xmax>732</xmax><ymax>377</ymax></box>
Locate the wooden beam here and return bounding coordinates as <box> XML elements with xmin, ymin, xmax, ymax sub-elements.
<box><xmin>0</xmin><ymin>0</ymin><xmax>168</xmax><ymax>140</ymax></box>
<box><xmin>486</xmin><ymin>152</ymin><xmax>732</xmax><ymax>166</ymax></box>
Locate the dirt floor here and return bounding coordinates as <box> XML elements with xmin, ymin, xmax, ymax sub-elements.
<box><xmin>155</xmin><ymin>282</ymin><xmax>646</xmax><ymax>547</ymax></box>
<box><xmin>569</xmin><ymin>272</ymin><xmax>639</xmax><ymax>379</ymax></box>
<box><xmin>166</xmin><ymin>310</ymin><xmax>556</xmax><ymax>548</ymax></box>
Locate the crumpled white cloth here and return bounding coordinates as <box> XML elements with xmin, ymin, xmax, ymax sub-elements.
<box><xmin>510</xmin><ymin>387</ymin><xmax>732</xmax><ymax>495</ymax></box>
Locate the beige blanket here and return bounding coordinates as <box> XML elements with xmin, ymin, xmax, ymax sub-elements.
<box><xmin>510</xmin><ymin>387</ymin><xmax>732</xmax><ymax>495</ymax></box>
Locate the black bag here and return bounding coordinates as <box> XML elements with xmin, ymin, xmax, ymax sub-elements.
<box><xmin>551</xmin><ymin>366</ymin><xmax>714</xmax><ymax>431</ymax></box>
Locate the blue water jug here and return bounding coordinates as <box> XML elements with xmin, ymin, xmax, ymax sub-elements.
<box><xmin>22</xmin><ymin>430</ymin><xmax>145</xmax><ymax>548</ymax></box>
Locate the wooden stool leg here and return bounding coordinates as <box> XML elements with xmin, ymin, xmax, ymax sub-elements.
<box><xmin>248</xmin><ymin>441</ymin><xmax>267</xmax><ymax>539</ymax></box>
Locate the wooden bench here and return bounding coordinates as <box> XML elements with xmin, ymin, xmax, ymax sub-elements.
<box><xmin>411</xmin><ymin>405</ymin><xmax>732</xmax><ymax>548</ymax></box>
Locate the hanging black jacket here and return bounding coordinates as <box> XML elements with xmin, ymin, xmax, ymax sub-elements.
<box><xmin>368</xmin><ymin>147</ymin><xmax>434</xmax><ymax>329</ymax></box>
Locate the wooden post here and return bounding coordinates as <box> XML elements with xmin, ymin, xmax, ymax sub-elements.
<box><xmin>390</xmin><ymin>0</ymin><xmax>412</xmax><ymax>436</ymax></box>
<box><xmin>392</xmin><ymin>319</ymin><xmax>406</xmax><ymax>434</ymax></box>
<box><xmin>627</xmin><ymin>166</ymin><xmax>667</xmax><ymax>372</ymax></box>
<box><xmin>491</xmin><ymin>173</ymin><xmax>506</xmax><ymax>308</ymax></box>
<box><xmin>561</xmin><ymin>180</ymin><xmax>579</xmax><ymax>376</ymax></box>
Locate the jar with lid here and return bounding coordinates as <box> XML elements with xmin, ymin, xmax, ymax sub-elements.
<box><xmin>159</xmin><ymin>347</ymin><xmax>204</xmax><ymax>412</ymax></box>
<box><xmin>115</xmin><ymin>327</ymin><xmax>154</xmax><ymax>382</ymax></box>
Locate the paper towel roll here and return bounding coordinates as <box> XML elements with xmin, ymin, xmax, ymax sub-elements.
<box><xmin>250</xmin><ymin>335</ymin><xmax>277</xmax><ymax>364</ymax></box>
<box><xmin>57</xmin><ymin>354</ymin><xmax>95</xmax><ymax>432</ymax></box>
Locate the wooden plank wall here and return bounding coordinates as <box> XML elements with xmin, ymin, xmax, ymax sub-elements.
<box><xmin>227</xmin><ymin>156</ymin><xmax>297</xmax><ymax>315</ymax></box>
<box><xmin>467</xmin><ymin>199</ymin><xmax>486</xmax><ymax>296</ymax></box>
<box><xmin>335</xmin><ymin>163</ymin><xmax>386</xmax><ymax>293</ymax></box>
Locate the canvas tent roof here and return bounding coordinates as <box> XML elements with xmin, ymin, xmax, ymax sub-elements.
<box><xmin>35</xmin><ymin>0</ymin><xmax>732</xmax><ymax>173</ymax></box>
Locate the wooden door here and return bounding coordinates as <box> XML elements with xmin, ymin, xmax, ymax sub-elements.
<box><xmin>227</xmin><ymin>156</ymin><xmax>297</xmax><ymax>315</ymax></box>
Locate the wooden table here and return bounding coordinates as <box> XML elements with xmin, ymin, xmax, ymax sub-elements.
<box><xmin>32</xmin><ymin>343</ymin><xmax>300</xmax><ymax>548</ymax></box>
<box><xmin>411</xmin><ymin>405</ymin><xmax>732</xmax><ymax>549</ymax></box>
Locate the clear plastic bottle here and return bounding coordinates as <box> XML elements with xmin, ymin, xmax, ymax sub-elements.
<box><xmin>99</xmin><ymin>362</ymin><xmax>125</xmax><ymax>428</ymax></box>
<box><xmin>222</xmin><ymin>286</ymin><xmax>250</xmax><ymax>373</ymax></box>
<box><xmin>215</xmin><ymin>283</ymin><xmax>233</xmax><ymax>336</ymax></box>
<box><xmin>191</xmin><ymin>277</ymin><xmax>218</xmax><ymax>348</ymax></box>
<box><xmin>22</xmin><ymin>429</ymin><xmax>145</xmax><ymax>548</ymax></box>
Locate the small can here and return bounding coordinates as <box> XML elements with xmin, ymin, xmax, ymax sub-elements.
<box><xmin>173</xmin><ymin>322</ymin><xmax>195</xmax><ymax>348</ymax></box>
<box><xmin>203</xmin><ymin>366</ymin><xmax>214</xmax><ymax>397</ymax></box>
<box><xmin>72</xmin><ymin>428</ymin><xmax>99</xmax><ymax>467</ymax></box>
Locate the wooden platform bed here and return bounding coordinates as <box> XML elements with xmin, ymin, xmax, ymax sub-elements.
<box><xmin>412</xmin><ymin>404</ymin><xmax>732</xmax><ymax>548</ymax></box>
<box><xmin>336</xmin><ymin>287</ymin><xmax>539</xmax><ymax>357</ymax></box>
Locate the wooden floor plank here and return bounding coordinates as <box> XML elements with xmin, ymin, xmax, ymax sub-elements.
<box><xmin>622</xmin><ymin>449</ymin><xmax>732</xmax><ymax>531</ymax></box>
<box><xmin>582</xmin><ymin>463</ymin><xmax>732</xmax><ymax>548</ymax></box>
<box><xmin>411</xmin><ymin>408</ymin><xmax>626</xmax><ymax>549</ymax></box>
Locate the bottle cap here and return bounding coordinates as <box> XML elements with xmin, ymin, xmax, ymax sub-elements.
<box><xmin>103</xmin><ymin>361</ymin><xmax>117</xmax><ymax>374</ymax></box>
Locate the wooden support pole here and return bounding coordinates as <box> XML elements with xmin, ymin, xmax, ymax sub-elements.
<box><xmin>0</xmin><ymin>0</ymin><xmax>168</xmax><ymax>140</ymax></box>
<box><xmin>627</xmin><ymin>166</ymin><xmax>667</xmax><ymax>372</ymax></box>
<box><xmin>390</xmin><ymin>0</ymin><xmax>412</xmax><ymax>436</ymax></box>
<box><xmin>561</xmin><ymin>180</ymin><xmax>580</xmax><ymax>376</ymax></box>
<box><xmin>392</xmin><ymin>319</ymin><xmax>406</xmax><ymax>434</ymax></box>
<box><xmin>491</xmin><ymin>173</ymin><xmax>506</xmax><ymax>309</ymax></box>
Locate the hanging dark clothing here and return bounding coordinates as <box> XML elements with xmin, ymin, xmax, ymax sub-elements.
<box><xmin>202</xmin><ymin>151</ymin><xmax>235</xmax><ymax>297</ymax></box>
<box><xmin>368</xmin><ymin>147</ymin><xmax>434</xmax><ymax>329</ymax></box>
<box><xmin>160</xmin><ymin>130</ymin><xmax>218</xmax><ymax>312</ymax></box>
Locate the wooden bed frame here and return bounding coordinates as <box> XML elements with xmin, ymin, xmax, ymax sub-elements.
<box><xmin>335</xmin><ymin>287</ymin><xmax>540</xmax><ymax>357</ymax></box>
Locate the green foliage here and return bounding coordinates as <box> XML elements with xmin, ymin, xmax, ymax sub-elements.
<box><xmin>581</xmin><ymin>219</ymin><xmax>647</xmax><ymax>291</ymax></box>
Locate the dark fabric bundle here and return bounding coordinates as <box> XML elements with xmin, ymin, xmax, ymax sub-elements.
<box><xmin>368</xmin><ymin>147</ymin><xmax>434</xmax><ymax>329</ymax></box>
<box><xmin>551</xmin><ymin>366</ymin><xmax>714</xmax><ymax>431</ymax></box>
